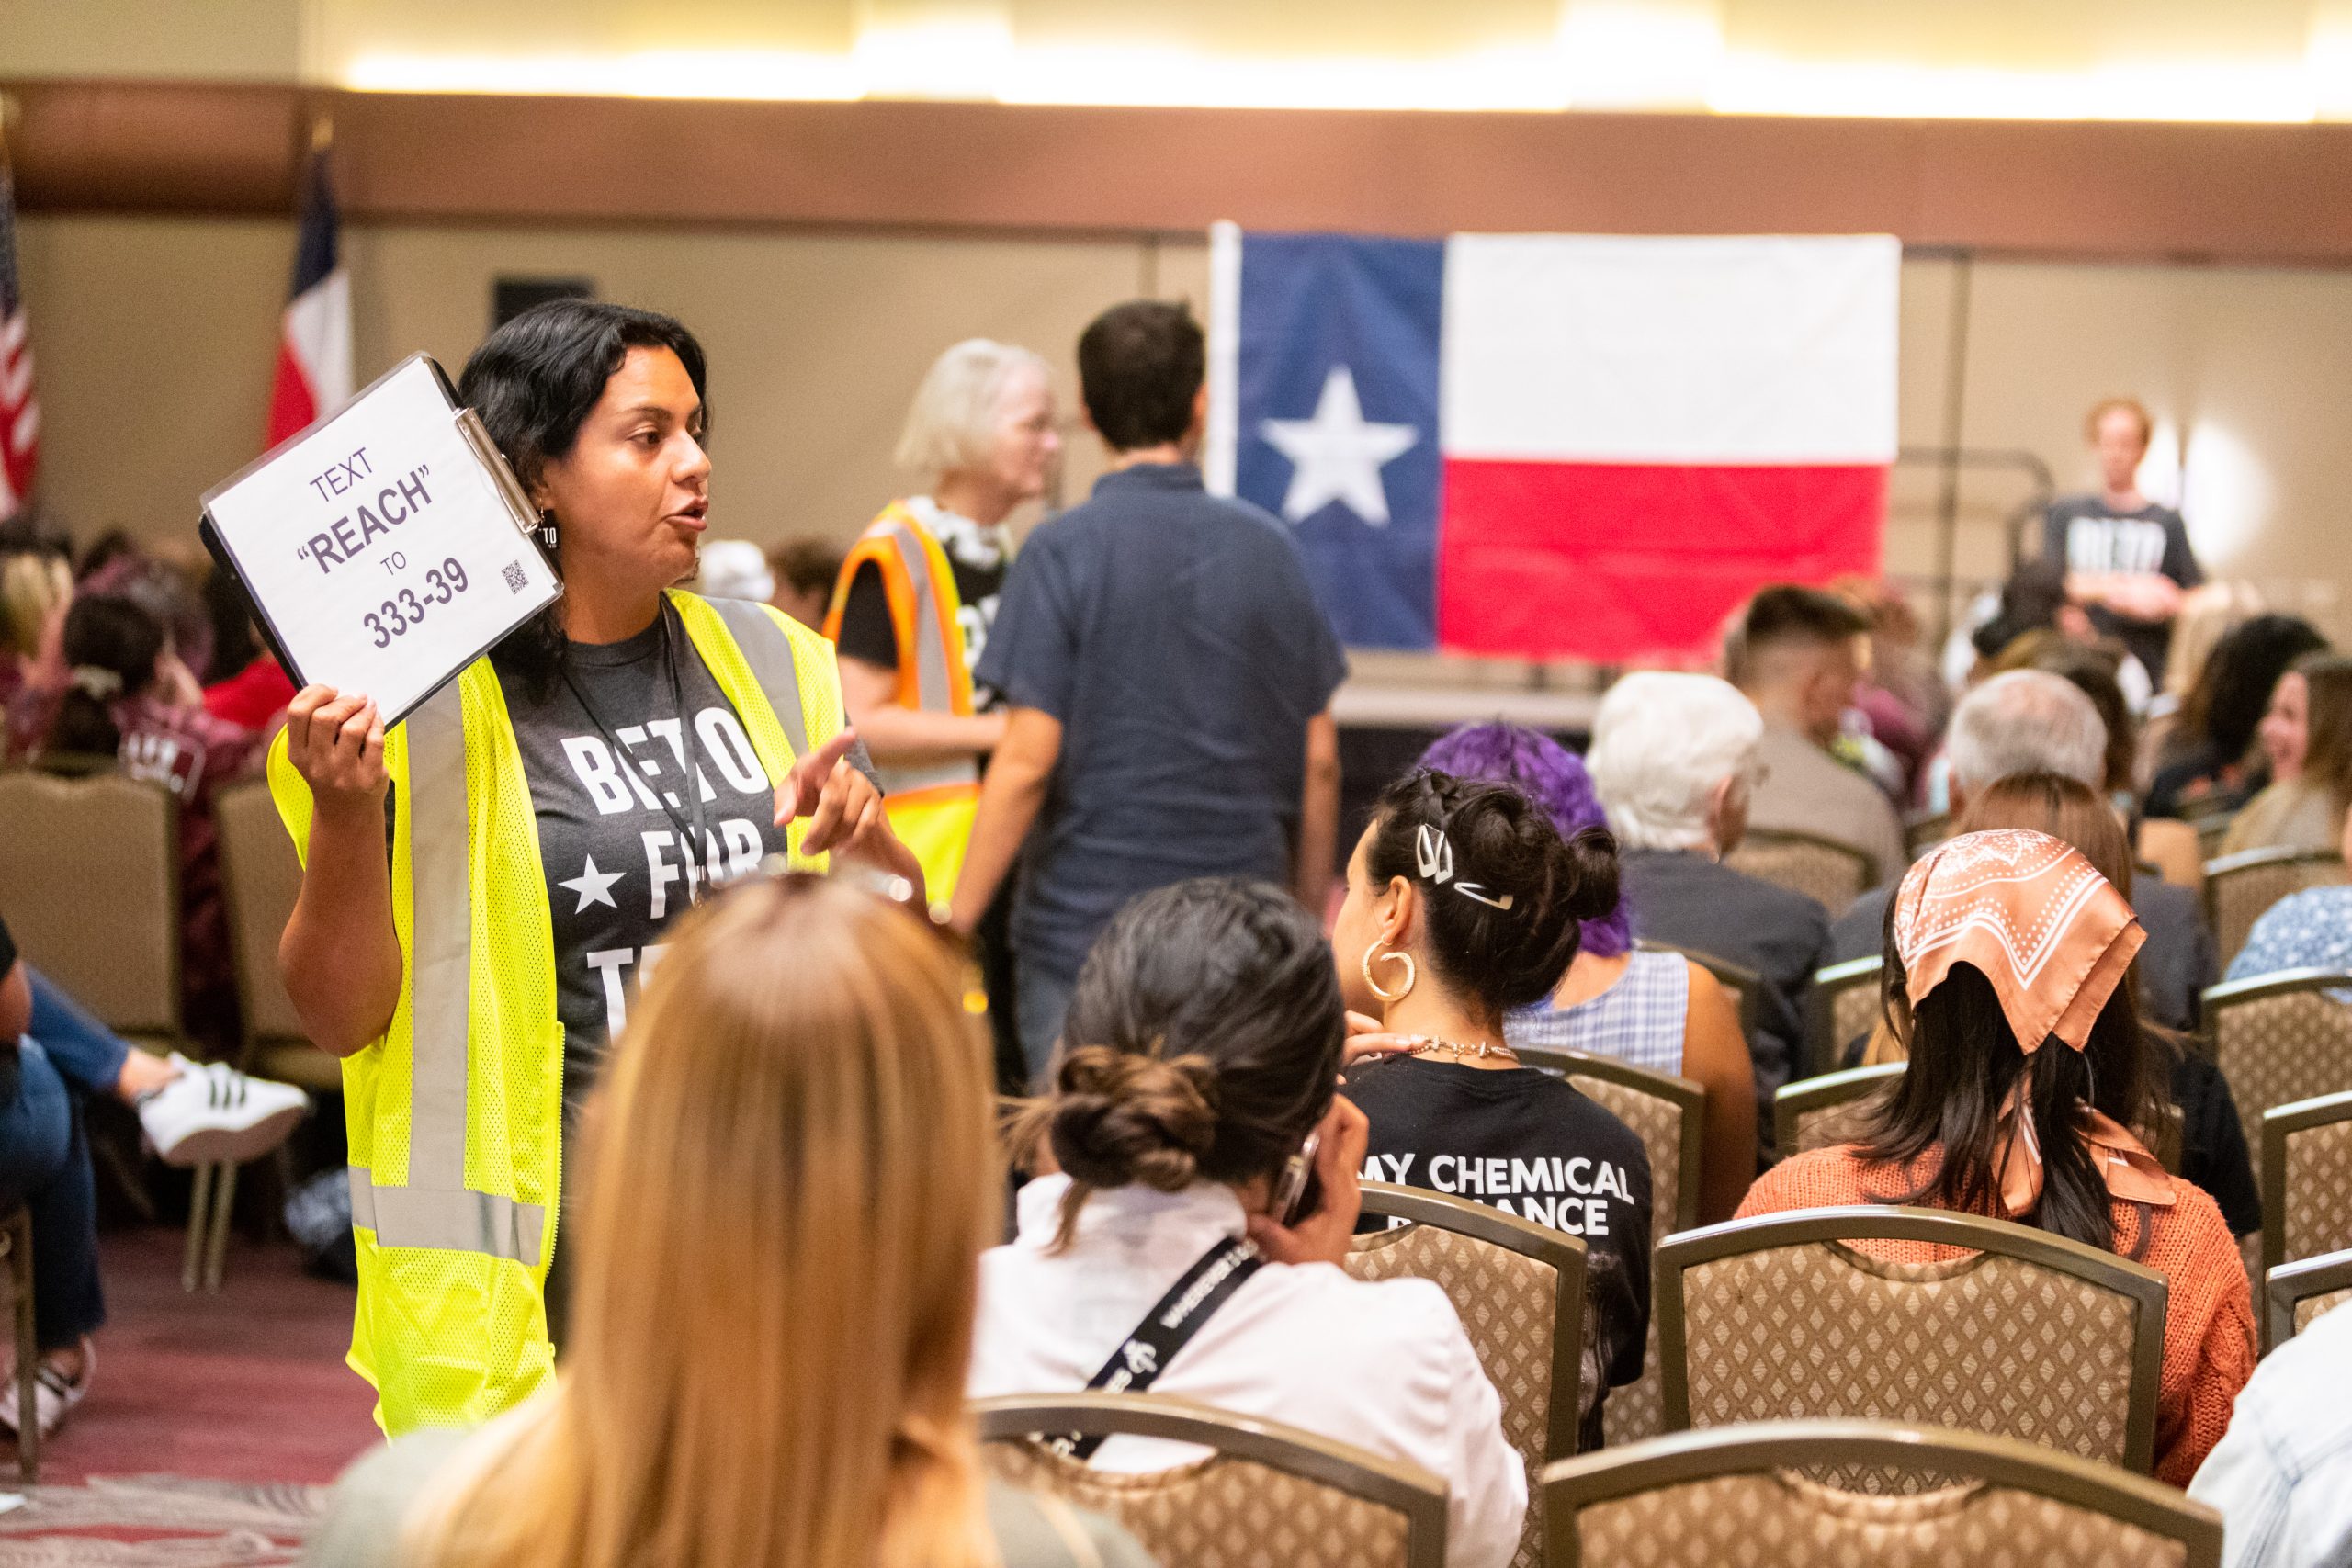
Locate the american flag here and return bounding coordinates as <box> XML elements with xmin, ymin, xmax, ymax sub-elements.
<box><xmin>0</xmin><ymin>135</ymin><xmax>35</xmax><ymax>523</ymax></box>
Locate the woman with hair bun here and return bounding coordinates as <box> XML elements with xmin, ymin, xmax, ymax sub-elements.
<box><xmin>1332</xmin><ymin>771</ymin><xmax>1653</xmax><ymax>1450</ymax></box>
<box><xmin>971</xmin><ymin>877</ymin><xmax>1525</xmax><ymax>1568</ymax></box>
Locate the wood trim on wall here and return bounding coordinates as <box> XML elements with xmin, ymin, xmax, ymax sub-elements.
<box><xmin>10</xmin><ymin>77</ymin><xmax>2352</xmax><ymax>264</ymax></box>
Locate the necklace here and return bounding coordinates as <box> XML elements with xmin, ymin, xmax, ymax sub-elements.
<box><xmin>1405</xmin><ymin>1034</ymin><xmax>1519</xmax><ymax>1064</ymax></box>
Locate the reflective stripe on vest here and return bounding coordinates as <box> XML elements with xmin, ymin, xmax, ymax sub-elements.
<box><xmin>827</xmin><ymin>511</ymin><xmax>980</xmax><ymax>796</ymax></box>
<box><xmin>345</xmin><ymin>679</ymin><xmax>549</xmax><ymax>1265</ymax></box>
<box><xmin>881</xmin><ymin>522</ymin><xmax>958</xmax><ymax>718</ymax></box>
<box><xmin>706</xmin><ymin>595</ymin><xmax>815</xmax><ymax>758</ymax></box>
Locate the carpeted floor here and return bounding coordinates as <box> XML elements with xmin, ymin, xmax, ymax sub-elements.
<box><xmin>0</xmin><ymin>1225</ymin><xmax>379</xmax><ymax>1566</ymax></box>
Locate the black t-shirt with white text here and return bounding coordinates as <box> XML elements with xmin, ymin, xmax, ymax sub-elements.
<box><xmin>2043</xmin><ymin>496</ymin><xmax>2202</xmax><ymax>677</ymax></box>
<box><xmin>1344</xmin><ymin>1056</ymin><xmax>1653</xmax><ymax>1451</ymax></box>
<box><xmin>833</xmin><ymin>502</ymin><xmax>1010</xmax><ymax>713</ymax></box>
<box><xmin>497</xmin><ymin>615</ymin><xmax>797</xmax><ymax>1114</ymax></box>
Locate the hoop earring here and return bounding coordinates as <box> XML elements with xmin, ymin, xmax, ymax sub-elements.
<box><xmin>1362</xmin><ymin>942</ymin><xmax>1415</xmax><ymax>1004</ymax></box>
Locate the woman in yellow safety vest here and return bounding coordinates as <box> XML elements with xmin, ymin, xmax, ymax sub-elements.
<box><xmin>271</xmin><ymin>300</ymin><xmax>919</xmax><ymax>1437</ymax></box>
<box><xmin>825</xmin><ymin>339</ymin><xmax>1059</xmax><ymax>905</ymax></box>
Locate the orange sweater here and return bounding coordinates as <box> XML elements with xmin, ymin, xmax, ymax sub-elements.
<box><xmin>1736</xmin><ymin>1145</ymin><xmax>2256</xmax><ymax>1486</ymax></box>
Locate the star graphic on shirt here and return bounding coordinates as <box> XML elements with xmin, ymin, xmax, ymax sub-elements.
<box><xmin>560</xmin><ymin>855</ymin><xmax>624</xmax><ymax>914</ymax></box>
<box><xmin>1259</xmin><ymin>365</ymin><xmax>1419</xmax><ymax>527</ymax></box>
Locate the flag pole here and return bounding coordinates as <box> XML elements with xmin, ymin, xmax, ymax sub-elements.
<box><xmin>309</xmin><ymin>109</ymin><xmax>334</xmax><ymax>157</ymax></box>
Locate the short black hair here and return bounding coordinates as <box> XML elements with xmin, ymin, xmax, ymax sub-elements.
<box><xmin>458</xmin><ymin>299</ymin><xmax>707</xmax><ymax>491</ymax></box>
<box><xmin>1729</xmin><ymin>583</ymin><xmax>1872</xmax><ymax>682</ymax></box>
<box><xmin>1076</xmin><ymin>300</ymin><xmax>1204</xmax><ymax>453</ymax></box>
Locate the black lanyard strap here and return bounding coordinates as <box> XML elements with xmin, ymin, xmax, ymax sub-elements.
<box><xmin>1050</xmin><ymin>1235</ymin><xmax>1263</xmax><ymax>1462</ymax></box>
<box><xmin>559</xmin><ymin>600</ymin><xmax>714</xmax><ymax>905</ymax></box>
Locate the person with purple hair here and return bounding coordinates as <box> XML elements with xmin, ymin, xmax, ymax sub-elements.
<box><xmin>1418</xmin><ymin>723</ymin><xmax>1758</xmax><ymax>1223</ymax></box>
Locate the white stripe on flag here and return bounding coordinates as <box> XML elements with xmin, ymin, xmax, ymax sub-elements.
<box><xmin>0</xmin><ymin>353</ymin><xmax>29</xmax><ymax>405</ymax></box>
<box><xmin>284</xmin><ymin>268</ymin><xmax>355</xmax><ymax>416</ymax></box>
<box><xmin>10</xmin><ymin>402</ymin><xmax>37</xmax><ymax>449</ymax></box>
<box><xmin>1204</xmin><ymin>220</ymin><xmax>1242</xmax><ymax>497</ymax></box>
<box><xmin>1440</xmin><ymin>233</ymin><xmax>1899</xmax><ymax>464</ymax></box>
<box><xmin>0</xmin><ymin>312</ymin><xmax>25</xmax><ymax>353</ymax></box>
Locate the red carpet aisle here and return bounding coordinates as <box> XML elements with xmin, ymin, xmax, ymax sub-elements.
<box><xmin>0</xmin><ymin>1227</ymin><xmax>378</xmax><ymax>1565</ymax></box>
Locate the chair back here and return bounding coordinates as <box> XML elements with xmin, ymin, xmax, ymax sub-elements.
<box><xmin>2204</xmin><ymin>969</ymin><xmax>2352</xmax><ymax>1157</ymax></box>
<box><xmin>1541</xmin><ymin>1419</ymin><xmax>2219</xmax><ymax>1568</ymax></box>
<box><xmin>2262</xmin><ymin>1247</ymin><xmax>2352</xmax><ymax>1354</ymax></box>
<box><xmin>1348</xmin><ymin>1182</ymin><xmax>1583</xmax><ymax>1568</ymax></box>
<box><xmin>1805</xmin><ymin>957</ymin><xmax>1884</xmax><ymax>1079</ymax></box>
<box><xmin>974</xmin><ymin>1392</ymin><xmax>1448</xmax><ymax>1568</ymax></box>
<box><xmin>2260</xmin><ymin>1090</ymin><xmax>2352</xmax><ymax>1276</ymax></box>
<box><xmin>1657</xmin><ymin>1205</ymin><xmax>2169</xmax><ymax>1477</ymax></box>
<box><xmin>1636</xmin><ymin>941</ymin><xmax>1762</xmax><ymax>1057</ymax></box>
<box><xmin>1771</xmin><ymin>1063</ymin><xmax>1904</xmax><ymax>1157</ymax></box>
<box><xmin>2205</xmin><ymin>848</ymin><xmax>2349</xmax><ymax>968</ymax></box>
<box><xmin>1516</xmin><ymin>1046</ymin><xmax>1702</xmax><ymax>1446</ymax></box>
<box><xmin>1724</xmin><ymin>829</ymin><xmax>1876</xmax><ymax>913</ymax></box>
<box><xmin>0</xmin><ymin>769</ymin><xmax>180</xmax><ymax>1036</ymax></box>
<box><xmin>213</xmin><ymin>779</ymin><xmax>306</xmax><ymax>1044</ymax></box>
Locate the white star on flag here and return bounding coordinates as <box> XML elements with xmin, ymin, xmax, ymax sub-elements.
<box><xmin>1259</xmin><ymin>365</ymin><xmax>1418</xmax><ymax>527</ymax></box>
<box><xmin>560</xmin><ymin>854</ymin><xmax>624</xmax><ymax>913</ymax></box>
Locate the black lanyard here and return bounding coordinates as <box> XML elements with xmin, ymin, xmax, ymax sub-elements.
<box><xmin>560</xmin><ymin>599</ymin><xmax>715</xmax><ymax>908</ymax></box>
<box><xmin>1050</xmin><ymin>1235</ymin><xmax>1262</xmax><ymax>1462</ymax></box>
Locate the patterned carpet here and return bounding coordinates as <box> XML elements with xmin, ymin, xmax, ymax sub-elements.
<box><xmin>0</xmin><ymin>1476</ymin><xmax>325</xmax><ymax>1567</ymax></box>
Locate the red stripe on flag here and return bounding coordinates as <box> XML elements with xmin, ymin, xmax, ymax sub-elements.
<box><xmin>1435</xmin><ymin>458</ymin><xmax>1885</xmax><ymax>661</ymax></box>
<box><xmin>265</xmin><ymin>338</ymin><xmax>321</xmax><ymax>449</ymax></box>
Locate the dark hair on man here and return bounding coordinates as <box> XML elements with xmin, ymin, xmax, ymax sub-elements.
<box><xmin>50</xmin><ymin>592</ymin><xmax>165</xmax><ymax>759</ymax></box>
<box><xmin>1024</xmin><ymin>878</ymin><xmax>1344</xmax><ymax>1246</ymax></box>
<box><xmin>1365</xmin><ymin>770</ymin><xmax>1619</xmax><ymax>1027</ymax></box>
<box><xmin>1726</xmin><ymin>584</ymin><xmax>1872</xmax><ymax>684</ymax></box>
<box><xmin>1859</xmin><ymin>921</ymin><xmax>2153</xmax><ymax>1258</ymax></box>
<box><xmin>1075</xmin><ymin>300</ymin><xmax>1204</xmax><ymax>454</ymax></box>
<box><xmin>459</xmin><ymin>299</ymin><xmax>708</xmax><ymax>695</ymax></box>
<box><xmin>2178</xmin><ymin>614</ymin><xmax>2329</xmax><ymax>770</ymax></box>
<box><xmin>765</xmin><ymin>535</ymin><xmax>844</xmax><ymax>602</ymax></box>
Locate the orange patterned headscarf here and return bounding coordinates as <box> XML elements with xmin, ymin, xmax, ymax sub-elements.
<box><xmin>1891</xmin><ymin>829</ymin><xmax>2171</xmax><ymax>1210</ymax></box>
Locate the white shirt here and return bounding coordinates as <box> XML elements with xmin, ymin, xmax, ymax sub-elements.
<box><xmin>2189</xmin><ymin>1300</ymin><xmax>2352</xmax><ymax>1568</ymax></box>
<box><xmin>971</xmin><ymin>1175</ymin><xmax>1526</xmax><ymax>1568</ymax></box>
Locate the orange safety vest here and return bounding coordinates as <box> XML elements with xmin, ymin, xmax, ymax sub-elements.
<box><xmin>822</xmin><ymin>500</ymin><xmax>983</xmax><ymax>902</ymax></box>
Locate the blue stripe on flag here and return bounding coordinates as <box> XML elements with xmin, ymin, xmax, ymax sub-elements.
<box><xmin>288</xmin><ymin>150</ymin><xmax>339</xmax><ymax>299</ymax></box>
<box><xmin>1233</xmin><ymin>232</ymin><xmax>1443</xmax><ymax>651</ymax></box>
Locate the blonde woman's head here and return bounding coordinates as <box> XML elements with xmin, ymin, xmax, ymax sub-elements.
<box><xmin>413</xmin><ymin>874</ymin><xmax>1000</xmax><ymax>1568</ymax></box>
<box><xmin>0</xmin><ymin>552</ymin><xmax>72</xmax><ymax>661</ymax></box>
<box><xmin>896</xmin><ymin>339</ymin><xmax>1058</xmax><ymax>506</ymax></box>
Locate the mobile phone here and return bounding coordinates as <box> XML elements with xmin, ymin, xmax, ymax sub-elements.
<box><xmin>1272</xmin><ymin>1130</ymin><xmax>1323</xmax><ymax>1225</ymax></box>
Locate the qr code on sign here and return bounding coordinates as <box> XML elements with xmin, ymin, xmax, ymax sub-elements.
<box><xmin>503</xmin><ymin>560</ymin><xmax>528</xmax><ymax>594</ymax></box>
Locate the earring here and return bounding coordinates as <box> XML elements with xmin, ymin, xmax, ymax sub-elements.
<box><xmin>1362</xmin><ymin>942</ymin><xmax>1416</xmax><ymax>1004</ymax></box>
<box><xmin>537</xmin><ymin>510</ymin><xmax>560</xmax><ymax>551</ymax></box>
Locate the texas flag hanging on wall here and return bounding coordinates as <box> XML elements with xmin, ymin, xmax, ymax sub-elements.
<box><xmin>265</xmin><ymin>144</ymin><xmax>352</xmax><ymax>446</ymax></box>
<box><xmin>1206</xmin><ymin>226</ymin><xmax>1899</xmax><ymax>661</ymax></box>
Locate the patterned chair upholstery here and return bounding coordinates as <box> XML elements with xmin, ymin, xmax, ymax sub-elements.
<box><xmin>1517</xmin><ymin>1047</ymin><xmax>1705</xmax><ymax>1447</ymax></box>
<box><xmin>975</xmin><ymin>1392</ymin><xmax>1447</xmax><ymax>1568</ymax></box>
<box><xmin>1725</xmin><ymin>829</ymin><xmax>1877</xmax><ymax>914</ymax></box>
<box><xmin>2263</xmin><ymin>1247</ymin><xmax>2352</xmax><ymax>1352</ymax></box>
<box><xmin>1657</xmin><ymin>1207</ymin><xmax>2169</xmax><ymax>1478</ymax></box>
<box><xmin>0</xmin><ymin>769</ymin><xmax>183</xmax><ymax>1049</ymax></box>
<box><xmin>2205</xmin><ymin>970</ymin><xmax>2352</xmax><ymax>1158</ymax></box>
<box><xmin>2261</xmin><ymin>1092</ymin><xmax>2352</xmax><ymax>1278</ymax></box>
<box><xmin>1805</xmin><ymin>957</ymin><xmax>1885</xmax><ymax>1079</ymax></box>
<box><xmin>1348</xmin><ymin>1183</ymin><xmax>1583</xmax><ymax>1568</ymax></box>
<box><xmin>1542</xmin><ymin>1420</ymin><xmax>2219</xmax><ymax>1568</ymax></box>
<box><xmin>1771</xmin><ymin>1064</ymin><xmax>1905</xmax><ymax>1158</ymax></box>
<box><xmin>2205</xmin><ymin>849</ymin><xmax>2349</xmax><ymax>969</ymax></box>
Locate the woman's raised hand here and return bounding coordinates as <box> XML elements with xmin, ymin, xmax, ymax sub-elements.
<box><xmin>775</xmin><ymin>728</ymin><xmax>929</xmax><ymax>903</ymax></box>
<box><xmin>284</xmin><ymin>684</ymin><xmax>387</xmax><ymax>814</ymax></box>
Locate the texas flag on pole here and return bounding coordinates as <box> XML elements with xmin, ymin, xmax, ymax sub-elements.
<box><xmin>1207</xmin><ymin>227</ymin><xmax>1898</xmax><ymax>661</ymax></box>
<box><xmin>265</xmin><ymin>144</ymin><xmax>352</xmax><ymax>447</ymax></box>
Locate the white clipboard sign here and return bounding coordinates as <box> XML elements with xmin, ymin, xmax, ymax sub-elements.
<box><xmin>199</xmin><ymin>353</ymin><xmax>563</xmax><ymax>728</ymax></box>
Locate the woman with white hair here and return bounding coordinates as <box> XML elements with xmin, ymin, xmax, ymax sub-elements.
<box><xmin>826</xmin><ymin>339</ymin><xmax>1060</xmax><ymax>904</ymax></box>
<box><xmin>1586</xmin><ymin>672</ymin><xmax>1829</xmax><ymax>1139</ymax></box>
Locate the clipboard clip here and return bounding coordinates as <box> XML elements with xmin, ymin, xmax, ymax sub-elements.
<box><xmin>455</xmin><ymin>408</ymin><xmax>551</xmax><ymax>551</ymax></box>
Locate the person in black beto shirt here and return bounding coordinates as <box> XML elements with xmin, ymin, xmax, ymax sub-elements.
<box><xmin>2043</xmin><ymin>396</ymin><xmax>2203</xmax><ymax>684</ymax></box>
<box><xmin>1333</xmin><ymin>770</ymin><xmax>1652</xmax><ymax>1452</ymax></box>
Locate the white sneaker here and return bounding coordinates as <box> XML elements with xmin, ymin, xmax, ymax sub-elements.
<box><xmin>0</xmin><ymin>1338</ymin><xmax>91</xmax><ymax>1440</ymax></box>
<box><xmin>137</xmin><ymin>1056</ymin><xmax>309</xmax><ymax>1168</ymax></box>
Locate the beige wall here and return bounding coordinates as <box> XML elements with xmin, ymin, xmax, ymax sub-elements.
<box><xmin>17</xmin><ymin>213</ymin><xmax>2352</xmax><ymax>664</ymax></box>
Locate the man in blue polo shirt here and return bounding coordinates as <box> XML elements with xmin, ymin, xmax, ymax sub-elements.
<box><xmin>949</xmin><ymin>300</ymin><xmax>1347</xmax><ymax>1088</ymax></box>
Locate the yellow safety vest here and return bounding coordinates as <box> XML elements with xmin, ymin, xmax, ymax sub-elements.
<box><xmin>267</xmin><ymin>591</ymin><xmax>841</xmax><ymax>1436</ymax></box>
<box><xmin>822</xmin><ymin>501</ymin><xmax>983</xmax><ymax>901</ymax></box>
